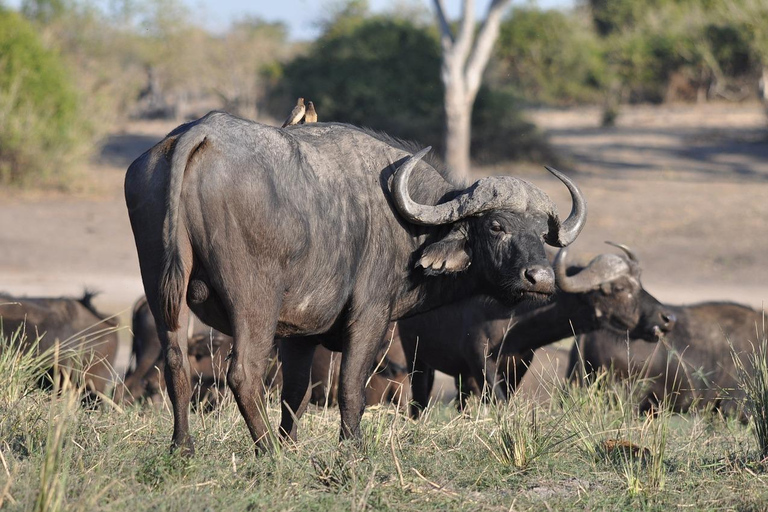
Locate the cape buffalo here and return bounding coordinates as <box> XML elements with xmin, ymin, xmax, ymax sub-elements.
<box><xmin>124</xmin><ymin>111</ymin><xmax>586</xmax><ymax>454</ymax></box>
<box><xmin>398</xmin><ymin>242</ymin><xmax>675</xmax><ymax>417</ymax></box>
<box><xmin>0</xmin><ymin>291</ymin><xmax>119</xmax><ymax>398</ymax></box>
<box><xmin>569</xmin><ymin>301</ymin><xmax>765</xmax><ymax>415</ymax></box>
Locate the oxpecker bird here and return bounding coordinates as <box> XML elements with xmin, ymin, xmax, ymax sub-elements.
<box><xmin>282</xmin><ymin>97</ymin><xmax>305</xmax><ymax>127</ymax></box>
<box><xmin>304</xmin><ymin>101</ymin><xmax>317</xmax><ymax>123</ymax></box>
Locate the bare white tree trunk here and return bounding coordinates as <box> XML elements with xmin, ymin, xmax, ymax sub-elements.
<box><xmin>433</xmin><ymin>0</ymin><xmax>512</xmax><ymax>177</ymax></box>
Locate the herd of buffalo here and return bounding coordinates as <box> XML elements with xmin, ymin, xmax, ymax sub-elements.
<box><xmin>1</xmin><ymin>111</ymin><xmax>765</xmax><ymax>457</ymax></box>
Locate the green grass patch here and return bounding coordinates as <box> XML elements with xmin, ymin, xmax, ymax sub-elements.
<box><xmin>1</xmin><ymin>327</ymin><xmax>767</xmax><ymax>510</ymax></box>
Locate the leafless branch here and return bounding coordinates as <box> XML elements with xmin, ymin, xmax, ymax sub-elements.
<box><xmin>432</xmin><ymin>0</ymin><xmax>454</xmax><ymax>48</ymax></box>
<box><xmin>465</xmin><ymin>0</ymin><xmax>512</xmax><ymax>98</ymax></box>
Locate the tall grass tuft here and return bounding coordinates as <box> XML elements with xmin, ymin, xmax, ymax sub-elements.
<box><xmin>481</xmin><ymin>399</ymin><xmax>573</xmax><ymax>470</ymax></box>
<box><xmin>0</xmin><ymin>324</ymin><xmax>55</xmax><ymax>406</ymax></box>
<box><xmin>34</xmin><ymin>345</ymin><xmax>82</xmax><ymax>512</ymax></box>
<box><xmin>732</xmin><ymin>315</ymin><xmax>768</xmax><ymax>458</ymax></box>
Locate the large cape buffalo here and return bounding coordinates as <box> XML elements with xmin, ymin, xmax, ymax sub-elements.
<box><xmin>125</xmin><ymin>111</ymin><xmax>586</xmax><ymax>454</ymax></box>
<box><xmin>0</xmin><ymin>291</ymin><xmax>119</xmax><ymax>398</ymax></box>
<box><xmin>569</xmin><ymin>301</ymin><xmax>765</xmax><ymax>415</ymax></box>
<box><xmin>398</xmin><ymin>242</ymin><xmax>675</xmax><ymax>417</ymax></box>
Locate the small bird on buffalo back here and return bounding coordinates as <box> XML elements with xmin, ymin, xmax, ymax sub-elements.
<box><xmin>282</xmin><ymin>97</ymin><xmax>305</xmax><ymax>128</ymax></box>
<box><xmin>303</xmin><ymin>101</ymin><xmax>317</xmax><ymax>123</ymax></box>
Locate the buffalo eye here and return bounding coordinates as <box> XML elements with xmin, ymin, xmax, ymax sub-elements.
<box><xmin>490</xmin><ymin>221</ymin><xmax>504</xmax><ymax>234</ymax></box>
<box><xmin>613</xmin><ymin>284</ymin><xmax>626</xmax><ymax>293</ymax></box>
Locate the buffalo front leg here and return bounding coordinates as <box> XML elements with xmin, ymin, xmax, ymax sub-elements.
<box><xmin>278</xmin><ymin>339</ymin><xmax>317</xmax><ymax>442</ymax></box>
<box><xmin>118</xmin><ymin>338</ymin><xmax>163</xmax><ymax>404</ymax></box>
<box><xmin>409</xmin><ymin>360</ymin><xmax>433</xmax><ymax>420</ymax></box>
<box><xmin>158</xmin><ymin>307</ymin><xmax>194</xmax><ymax>455</ymax></box>
<box><xmin>227</xmin><ymin>304</ymin><xmax>281</xmax><ymax>455</ymax></box>
<box><xmin>478</xmin><ymin>355</ymin><xmax>507</xmax><ymax>404</ymax></box>
<box><xmin>338</xmin><ymin>306</ymin><xmax>390</xmax><ymax>441</ymax></box>
<box><xmin>401</xmin><ymin>334</ymin><xmax>432</xmax><ymax>419</ymax></box>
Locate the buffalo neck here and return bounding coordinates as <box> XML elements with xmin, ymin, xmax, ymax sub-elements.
<box><xmin>397</xmin><ymin>269</ymin><xmax>484</xmax><ymax>318</ymax></box>
<box><xmin>498</xmin><ymin>293</ymin><xmax>598</xmax><ymax>355</ymax></box>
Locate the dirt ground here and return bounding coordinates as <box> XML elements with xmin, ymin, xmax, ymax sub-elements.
<box><xmin>1</xmin><ymin>103</ymin><xmax>766</xmax><ymax>391</ymax></box>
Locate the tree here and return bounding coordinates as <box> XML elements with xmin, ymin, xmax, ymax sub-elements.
<box><xmin>0</xmin><ymin>9</ymin><xmax>85</xmax><ymax>186</ymax></box>
<box><xmin>720</xmin><ymin>0</ymin><xmax>768</xmax><ymax>107</ymax></box>
<box><xmin>495</xmin><ymin>7</ymin><xmax>606</xmax><ymax>105</ymax></box>
<box><xmin>432</xmin><ymin>0</ymin><xmax>512</xmax><ymax>177</ymax></box>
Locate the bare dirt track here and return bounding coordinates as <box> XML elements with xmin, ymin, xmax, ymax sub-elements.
<box><xmin>1</xmin><ymin>104</ymin><xmax>766</xmax><ymax>386</ymax></box>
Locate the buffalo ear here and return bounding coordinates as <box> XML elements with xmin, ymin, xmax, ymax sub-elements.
<box><xmin>417</xmin><ymin>227</ymin><xmax>471</xmax><ymax>276</ymax></box>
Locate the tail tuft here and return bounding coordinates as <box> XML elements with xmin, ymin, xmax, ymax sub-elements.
<box><xmin>160</xmin><ymin>248</ymin><xmax>187</xmax><ymax>331</ymax></box>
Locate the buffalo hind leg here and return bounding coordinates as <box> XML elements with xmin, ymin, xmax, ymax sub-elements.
<box><xmin>227</xmin><ymin>303</ymin><xmax>281</xmax><ymax>455</ymax></box>
<box><xmin>157</xmin><ymin>307</ymin><xmax>194</xmax><ymax>455</ymax></box>
<box><xmin>278</xmin><ymin>339</ymin><xmax>317</xmax><ymax>442</ymax></box>
<box><xmin>338</xmin><ymin>305</ymin><xmax>390</xmax><ymax>441</ymax></box>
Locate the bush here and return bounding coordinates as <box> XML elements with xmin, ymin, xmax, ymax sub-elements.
<box><xmin>494</xmin><ymin>7</ymin><xmax>607</xmax><ymax>106</ymax></box>
<box><xmin>0</xmin><ymin>9</ymin><xmax>86</xmax><ymax>187</ymax></box>
<box><xmin>471</xmin><ymin>87</ymin><xmax>556</xmax><ymax>165</ymax></box>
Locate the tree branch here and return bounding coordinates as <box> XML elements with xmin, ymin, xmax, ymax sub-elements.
<box><xmin>432</xmin><ymin>0</ymin><xmax>454</xmax><ymax>49</ymax></box>
<box><xmin>464</xmin><ymin>0</ymin><xmax>511</xmax><ymax>100</ymax></box>
<box><xmin>453</xmin><ymin>0</ymin><xmax>476</xmax><ymax>70</ymax></box>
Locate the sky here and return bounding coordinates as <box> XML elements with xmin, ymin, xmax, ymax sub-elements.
<box><xmin>4</xmin><ymin>0</ymin><xmax>576</xmax><ymax>40</ymax></box>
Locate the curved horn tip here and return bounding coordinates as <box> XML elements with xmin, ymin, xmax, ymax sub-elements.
<box><xmin>542</xmin><ymin>165</ymin><xmax>587</xmax><ymax>248</ymax></box>
<box><xmin>604</xmin><ymin>240</ymin><xmax>640</xmax><ymax>263</ymax></box>
<box><xmin>544</xmin><ymin>165</ymin><xmax>561</xmax><ymax>177</ymax></box>
<box><xmin>413</xmin><ymin>146</ymin><xmax>432</xmax><ymax>160</ymax></box>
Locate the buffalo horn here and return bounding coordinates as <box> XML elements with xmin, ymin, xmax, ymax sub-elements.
<box><xmin>604</xmin><ymin>240</ymin><xmax>640</xmax><ymax>264</ymax></box>
<box><xmin>392</xmin><ymin>157</ymin><xmax>586</xmax><ymax>248</ymax></box>
<box><xmin>554</xmin><ymin>247</ymin><xmax>632</xmax><ymax>293</ymax></box>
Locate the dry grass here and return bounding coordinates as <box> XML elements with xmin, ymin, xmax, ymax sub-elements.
<box><xmin>2</xmin><ymin>327</ymin><xmax>768</xmax><ymax>511</ymax></box>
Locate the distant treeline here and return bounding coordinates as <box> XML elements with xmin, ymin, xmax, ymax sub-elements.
<box><xmin>2</xmin><ymin>0</ymin><xmax>767</xmax><ymax>186</ymax></box>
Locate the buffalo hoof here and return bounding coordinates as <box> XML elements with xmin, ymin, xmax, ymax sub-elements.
<box><xmin>170</xmin><ymin>437</ymin><xmax>195</xmax><ymax>457</ymax></box>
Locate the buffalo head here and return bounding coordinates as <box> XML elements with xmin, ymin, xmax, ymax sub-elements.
<box><xmin>392</xmin><ymin>148</ymin><xmax>587</xmax><ymax>306</ymax></box>
<box><xmin>554</xmin><ymin>242</ymin><xmax>675</xmax><ymax>341</ymax></box>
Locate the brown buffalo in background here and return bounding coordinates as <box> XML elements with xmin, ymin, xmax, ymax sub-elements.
<box><xmin>569</xmin><ymin>301</ymin><xmax>765</xmax><ymax>416</ymax></box>
<box><xmin>0</xmin><ymin>291</ymin><xmax>119</xmax><ymax>399</ymax></box>
<box><xmin>120</xmin><ymin>297</ymin><xmax>409</xmax><ymax>409</ymax></box>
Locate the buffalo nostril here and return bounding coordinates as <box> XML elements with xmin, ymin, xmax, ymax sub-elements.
<box><xmin>660</xmin><ymin>312</ymin><xmax>676</xmax><ymax>330</ymax></box>
<box><xmin>523</xmin><ymin>266</ymin><xmax>555</xmax><ymax>287</ymax></box>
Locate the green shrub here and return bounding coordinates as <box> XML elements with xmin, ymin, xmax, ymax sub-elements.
<box><xmin>0</xmin><ymin>9</ymin><xmax>86</xmax><ymax>187</ymax></box>
<box><xmin>494</xmin><ymin>7</ymin><xmax>607</xmax><ymax>106</ymax></box>
<box><xmin>471</xmin><ymin>86</ymin><xmax>556</xmax><ymax>165</ymax></box>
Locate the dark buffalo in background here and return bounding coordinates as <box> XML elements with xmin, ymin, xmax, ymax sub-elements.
<box><xmin>398</xmin><ymin>242</ymin><xmax>675</xmax><ymax>418</ymax></box>
<box><xmin>569</xmin><ymin>300</ymin><xmax>765</xmax><ymax>415</ymax></box>
<box><xmin>0</xmin><ymin>291</ymin><xmax>119</xmax><ymax>398</ymax></box>
<box><xmin>116</xmin><ymin>296</ymin><xmax>276</xmax><ymax>407</ymax></box>
<box><xmin>125</xmin><ymin>112</ymin><xmax>586</xmax><ymax>454</ymax></box>
<box><xmin>121</xmin><ymin>297</ymin><xmax>408</xmax><ymax>409</ymax></box>
<box><xmin>308</xmin><ymin>323</ymin><xmax>410</xmax><ymax>409</ymax></box>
